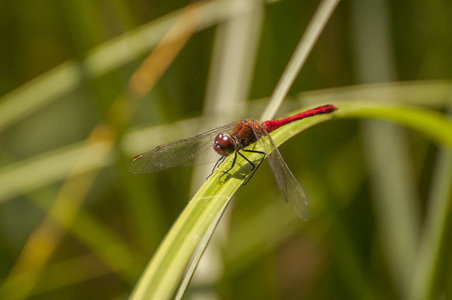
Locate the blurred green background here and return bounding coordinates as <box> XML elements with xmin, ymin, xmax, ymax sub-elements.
<box><xmin>1</xmin><ymin>0</ymin><xmax>451</xmax><ymax>299</ymax></box>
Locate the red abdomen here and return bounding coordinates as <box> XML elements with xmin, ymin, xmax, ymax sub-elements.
<box><xmin>263</xmin><ymin>104</ymin><xmax>338</xmax><ymax>133</ymax></box>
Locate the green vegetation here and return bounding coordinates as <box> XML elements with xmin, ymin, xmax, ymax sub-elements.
<box><xmin>0</xmin><ymin>0</ymin><xmax>451</xmax><ymax>299</ymax></box>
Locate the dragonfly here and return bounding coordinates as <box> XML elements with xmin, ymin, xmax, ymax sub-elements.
<box><xmin>129</xmin><ymin>104</ymin><xmax>338</xmax><ymax>220</ymax></box>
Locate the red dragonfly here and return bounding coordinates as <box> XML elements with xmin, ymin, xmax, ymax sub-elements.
<box><xmin>129</xmin><ymin>104</ymin><xmax>338</xmax><ymax>219</ymax></box>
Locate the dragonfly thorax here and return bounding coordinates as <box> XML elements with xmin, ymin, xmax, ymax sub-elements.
<box><xmin>214</xmin><ymin>133</ymin><xmax>237</xmax><ymax>156</ymax></box>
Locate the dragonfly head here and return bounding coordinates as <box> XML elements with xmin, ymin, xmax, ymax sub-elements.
<box><xmin>214</xmin><ymin>133</ymin><xmax>236</xmax><ymax>156</ymax></box>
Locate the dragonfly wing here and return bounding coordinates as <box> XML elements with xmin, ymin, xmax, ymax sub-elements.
<box><xmin>128</xmin><ymin>122</ymin><xmax>237</xmax><ymax>174</ymax></box>
<box><xmin>260</xmin><ymin>131</ymin><xmax>309</xmax><ymax>220</ymax></box>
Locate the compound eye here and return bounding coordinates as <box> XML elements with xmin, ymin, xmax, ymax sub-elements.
<box><xmin>213</xmin><ymin>134</ymin><xmax>235</xmax><ymax>156</ymax></box>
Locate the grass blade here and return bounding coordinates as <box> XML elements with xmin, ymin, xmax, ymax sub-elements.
<box><xmin>129</xmin><ymin>103</ymin><xmax>452</xmax><ymax>299</ymax></box>
<box><xmin>260</xmin><ymin>0</ymin><xmax>340</xmax><ymax>121</ymax></box>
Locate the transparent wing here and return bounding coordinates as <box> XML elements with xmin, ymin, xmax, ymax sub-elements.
<box><xmin>128</xmin><ymin>122</ymin><xmax>237</xmax><ymax>174</ymax></box>
<box><xmin>258</xmin><ymin>130</ymin><xmax>309</xmax><ymax>220</ymax></box>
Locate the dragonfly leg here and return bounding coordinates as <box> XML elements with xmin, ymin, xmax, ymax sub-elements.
<box><xmin>206</xmin><ymin>156</ymin><xmax>225</xmax><ymax>180</ymax></box>
<box><xmin>218</xmin><ymin>152</ymin><xmax>238</xmax><ymax>182</ymax></box>
<box><xmin>240</xmin><ymin>149</ymin><xmax>265</xmax><ymax>185</ymax></box>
